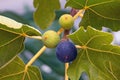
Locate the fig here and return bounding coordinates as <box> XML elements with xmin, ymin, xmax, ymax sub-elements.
<box><xmin>56</xmin><ymin>40</ymin><xmax>77</xmax><ymax>63</ymax></box>
<box><xmin>59</xmin><ymin>14</ymin><xmax>74</xmax><ymax>30</ymax></box>
<box><xmin>42</xmin><ymin>30</ymin><xmax>60</xmax><ymax>48</ymax></box>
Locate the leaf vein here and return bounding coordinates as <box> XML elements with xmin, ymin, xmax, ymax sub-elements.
<box><xmin>14</xmin><ymin>61</ymin><xmax>25</xmax><ymax>68</ymax></box>
<box><xmin>88</xmin><ymin>8</ymin><xmax>120</xmax><ymax>20</ymax></box>
<box><xmin>85</xmin><ymin>0</ymin><xmax>89</xmax><ymax>6</ymax></box>
<box><xmin>85</xmin><ymin>35</ymin><xmax>109</xmax><ymax>46</ymax></box>
<box><xmin>0</xmin><ymin>71</ymin><xmax>24</xmax><ymax>80</ymax></box>
<box><xmin>0</xmin><ymin>56</ymin><xmax>16</xmax><ymax>70</ymax></box>
<box><xmin>86</xmin><ymin>49</ymin><xmax>111</xmax><ymax>79</ymax></box>
<box><xmin>26</xmin><ymin>72</ymin><xmax>31</xmax><ymax>80</ymax></box>
<box><xmin>0</xmin><ymin>28</ymin><xmax>22</xmax><ymax>35</ymax></box>
<box><xmin>22</xmin><ymin>70</ymin><xmax>27</xmax><ymax>80</ymax></box>
<box><xmin>28</xmin><ymin>68</ymin><xmax>39</xmax><ymax>80</ymax></box>
<box><xmin>0</xmin><ymin>35</ymin><xmax>23</xmax><ymax>48</ymax></box>
<box><xmin>69</xmin><ymin>0</ymin><xmax>84</xmax><ymax>8</ymax></box>
<box><xmin>75</xmin><ymin>34</ymin><xmax>84</xmax><ymax>45</ymax></box>
<box><xmin>87</xmin><ymin>47</ymin><xmax>120</xmax><ymax>56</ymax></box>
<box><xmin>88</xmin><ymin>0</ymin><xmax>114</xmax><ymax>8</ymax></box>
<box><xmin>104</xmin><ymin>62</ymin><xmax>118</xmax><ymax>80</ymax></box>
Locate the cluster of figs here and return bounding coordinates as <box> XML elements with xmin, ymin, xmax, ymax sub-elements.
<box><xmin>42</xmin><ymin>14</ymin><xmax>77</xmax><ymax>63</ymax></box>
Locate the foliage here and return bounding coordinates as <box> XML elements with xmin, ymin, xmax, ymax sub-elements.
<box><xmin>68</xmin><ymin>26</ymin><xmax>120</xmax><ymax>80</ymax></box>
<box><xmin>0</xmin><ymin>56</ymin><xmax>42</xmax><ymax>80</ymax></box>
<box><xmin>66</xmin><ymin>0</ymin><xmax>120</xmax><ymax>31</ymax></box>
<box><xmin>33</xmin><ymin>0</ymin><xmax>60</xmax><ymax>29</ymax></box>
<box><xmin>0</xmin><ymin>0</ymin><xmax>120</xmax><ymax>80</ymax></box>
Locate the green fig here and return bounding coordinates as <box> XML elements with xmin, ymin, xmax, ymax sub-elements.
<box><xmin>42</xmin><ymin>30</ymin><xmax>60</xmax><ymax>48</ymax></box>
<box><xmin>59</xmin><ymin>14</ymin><xmax>74</xmax><ymax>30</ymax></box>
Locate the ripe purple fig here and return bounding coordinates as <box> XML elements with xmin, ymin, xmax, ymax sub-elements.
<box><xmin>56</xmin><ymin>40</ymin><xmax>77</xmax><ymax>63</ymax></box>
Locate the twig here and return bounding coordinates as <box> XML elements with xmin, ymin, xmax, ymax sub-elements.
<box><xmin>26</xmin><ymin>35</ymin><xmax>42</xmax><ymax>40</ymax></box>
<box><xmin>73</xmin><ymin>9</ymin><xmax>84</xmax><ymax>20</ymax></box>
<box><xmin>25</xmin><ymin>46</ymin><xmax>46</xmax><ymax>70</ymax></box>
<box><xmin>65</xmin><ymin>63</ymin><xmax>69</xmax><ymax>80</ymax></box>
<box><xmin>75</xmin><ymin>45</ymin><xmax>82</xmax><ymax>49</ymax></box>
<box><xmin>57</xmin><ymin>28</ymin><xmax>64</xmax><ymax>35</ymax></box>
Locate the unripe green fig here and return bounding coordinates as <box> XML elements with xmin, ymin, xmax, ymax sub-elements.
<box><xmin>42</xmin><ymin>30</ymin><xmax>60</xmax><ymax>48</ymax></box>
<box><xmin>59</xmin><ymin>14</ymin><xmax>74</xmax><ymax>30</ymax></box>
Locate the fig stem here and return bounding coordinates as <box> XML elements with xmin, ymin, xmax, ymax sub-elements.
<box><xmin>21</xmin><ymin>33</ymin><xmax>42</xmax><ymax>40</ymax></box>
<box><xmin>65</xmin><ymin>63</ymin><xmax>69</xmax><ymax>80</ymax></box>
<box><xmin>73</xmin><ymin>9</ymin><xmax>84</xmax><ymax>20</ymax></box>
<box><xmin>62</xmin><ymin>30</ymin><xmax>70</xmax><ymax>41</ymax></box>
<box><xmin>25</xmin><ymin>46</ymin><xmax>46</xmax><ymax>68</ymax></box>
<box><xmin>75</xmin><ymin>45</ymin><xmax>82</xmax><ymax>48</ymax></box>
<box><xmin>57</xmin><ymin>28</ymin><xmax>64</xmax><ymax>35</ymax></box>
<box><xmin>76</xmin><ymin>45</ymin><xmax>87</xmax><ymax>49</ymax></box>
<box><xmin>26</xmin><ymin>35</ymin><xmax>42</xmax><ymax>40</ymax></box>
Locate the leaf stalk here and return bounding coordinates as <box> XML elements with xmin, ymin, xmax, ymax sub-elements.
<box><xmin>26</xmin><ymin>35</ymin><xmax>42</xmax><ymax>40</ymax></box>
<box><xmin>65</xmin><ymin>63</ymin><xmax>69</xmax><ymax>80</ymax></box>
<box><xmin>73</xmin><ymin>9</ymin><xmax>84</xmax><ymax>20</ymax></box>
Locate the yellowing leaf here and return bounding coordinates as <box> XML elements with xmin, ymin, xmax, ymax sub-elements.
<box><xmin>0</xmin><ymin>15</ymin><xmax>22</xmax><ymax>29</ymax></box>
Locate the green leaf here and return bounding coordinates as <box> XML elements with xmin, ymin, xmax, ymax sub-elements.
<box><xmin>33</xmin><ymin>0</ymin><xmax>39</xmax><ymax>8</ymax></box>
<box><xmin>33</xmin><ymin>0</ymin><xmax>60</xmax><ymax>29</ymax></box>
<box><xmin>66</xmin><ymin>0</ymin><xmax>120</xmax><ymax>31</ymax></box>
<box><xmin>68</xmin><ymin>26</ymin><xmax>120</xmax><ymax>80</ymax></box>
<box><xmin>0</xmin><ymin>56</ymin><xmax>42</xmax><ymax>80</ymax></box>
<box><xmin>0</xmin><ymin>15</ymin><xmax>41</xmax><ymax>67</ymax></box>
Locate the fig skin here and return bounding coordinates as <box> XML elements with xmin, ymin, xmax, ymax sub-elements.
<box><xmin>56</xmin><ymin>40</ymin><xmax>77</xmax><ymax>63</ymax></box>
<box><xmin>42</xmin><ymin>30</ymin><xmax>60</xmax><ymax>48</ymax></box>
<box><xmin>59</xmin><ymin>14</ymin><xmax>74</xmax><ymax>30</ymax></box>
